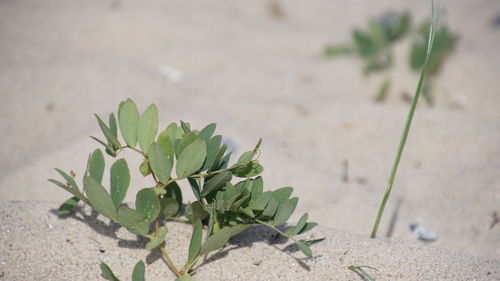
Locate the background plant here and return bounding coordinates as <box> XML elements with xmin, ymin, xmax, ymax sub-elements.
<box><xmin>324</xmin><ymin>11</ymin><xmax>457</xmax><ymax>104</ymax></box>
<box><xmin>49</xmin><ymin>98</ymin><xmax>320</xmax><ymax>280</ymax></box>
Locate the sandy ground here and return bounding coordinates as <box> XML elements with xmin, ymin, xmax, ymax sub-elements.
<box><xmin>0</xmin><ymin>0</ymin><xmax>499</xmax><ymax>280</ymax></box>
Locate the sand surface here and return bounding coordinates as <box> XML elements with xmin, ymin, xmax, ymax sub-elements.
<box><xmin>0</xmin><ymin>0</ymin><xmax>499</xmax><ymax>280</ymax></box>
<box><xmin>1</xmin><ymin>202</ymin><xmax>499</xmax><ymax>281</ymax></box>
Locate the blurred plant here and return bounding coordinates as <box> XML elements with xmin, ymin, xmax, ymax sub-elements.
<box><xmin>49</xmin><ymin>99</ymin><xmax>321</xmax><ymax>281</ymax></box>
<box><xmin>324</xmin><ymin>11</ymin><xmax>457</xmax><ymax>105</ymax></box>
<box><xmin>324</xmin><ymin>11</ymin><xmax>411</xmax><ymax>74</ymax></box>
<box><xmin>410</xmin><ymin>21</ymin><xmax>457</xmax><ymax>104</ymax></box>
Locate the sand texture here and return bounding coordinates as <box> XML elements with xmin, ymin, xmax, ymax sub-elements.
<box><xmin>0</xmin><ymin>0</ymin><xmax>499</xmax><ymax>280</ymax></box>
<box><xmin>1</xmin><ymin>202</ymin><xmax>499</xmax><ymax>281</ymax></box>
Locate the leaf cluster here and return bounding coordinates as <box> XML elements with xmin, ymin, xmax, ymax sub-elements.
<box><xmin>49</xmin><ymin>98</ymin><xmax>320</xmax><ymax>280</ymax></box>
<box><xmin>324</xmin><ymin>11</ymin><xmax>457</xmax><ymax>105</ymax></box>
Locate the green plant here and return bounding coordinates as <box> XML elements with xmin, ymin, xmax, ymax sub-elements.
<box><xmin>324</xmin><ymin>10</ymin><xmax>456</xmax><ymax>104</ymax></box>
<box><xmin>49</xmin><ymin>99</ymin><xmax>320</xmax><ymax>280</ymax></box>
<box><xmin>370</xmin><ymin>3</ymin><xmax>439</xmax><ymax>238</ymax></box>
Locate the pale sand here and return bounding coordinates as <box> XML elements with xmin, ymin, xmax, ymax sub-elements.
<box><xmin>0</xmin><ymin>0</ymin><xmax>499</xmax><ymax>279</ymax></box>
<box><xmin>1</xmin><ymin>202</ymin><xmax>499</xmax><ymax>281</ymax></box>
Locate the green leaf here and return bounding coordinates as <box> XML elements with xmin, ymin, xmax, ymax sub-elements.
<box><xmin>176</xmin><ymin>138</ymin><xmax>207</xmax><ymax>179</ymax></box>
<box><xmin>185</xmin><ymin>201</ymin><xmax>209</xmax><ymax>223</ymax></box>
<box><xmin>165</xmin><ymin>182</ymin><xmax>183</xmax><ymax>209</ymax></box>
<box><xmin>118</xmin><ymin>98</ymin><xmax>140</xmax><ymax>147</ymax></box>
<box><xmin>285</xmin><ymin>213</ymin><xmax>308</xmax><ymax>236</ymax></box>
<box><xmin>57</xmin><ymin>196</ymin><xmax>80</xmax><ymax>215</ymax></box>
<box><xmin>109</xmin><ymin>113</ymin><xmax>118</xmax><ymax>138</ymax></box>
<box><xmin>83</xmin><ymin>175</ymin><xmax>117</xmax><ymax>220</ymax></box>
<box><xmin>146</xmin><ymin>228</ymin><xmax>167</xmax><ymax>250</ymax></box>
<box><xmin>202</xmin><ymin>171</ymin><xmax>232</xmax><ymax>197</ymax></box>
<box><xmin>165</xmin><ymin>122</ymin><xmax>184</xmax><ymax>142</ymax></box>
<box><xmin>250</xmin><ymin>177</ymin><xmax>263</xmax><ymax>201</ymax></box>
<box><xmin>200</xmin><ymin>225</ymin><xmax>250</xmax><ymax>256</ymax></box>
<box><xmin>198</xmin><ymin>123</ymin><xmax>216</xmax><ymax>141</ymax></box>
<box><xmin>209</xmin><ymin>143</ymin><xmax>227</xmax><ymax>172</ymax></box>
<box><xmin>157</xmin><ymin>131</ymin><xmax>175</xmax><ymax>165</ymax></box>
<box><xmin>132</xmin><ymin>261</ymin><xmax>145</xmax><ymax>281</ymax></box>
<box><xmin>272</xmin><ymin>187</ymin><xmax>293</xmax><ymax>203</ymax></box>
<box><xmin>160</xmin><ymin>197</ymin><xmax>180</xmax><ymax>217</ymax></box>
<box><xmin>55</xmin><ymin>168</ymin><xmax>79</xmax><ymax>192</ymax></box>
<box><xmin>137</xmin><ymin>104</ymin><xmax>158</xmax><ymax>154</ymax></box>
<box><xmin>199</xmin><ymin>228</ymin><xmax>231</xmax><ymax>255</ymax></box>
<box><xmin>239</xmin><ymin>206</ymin><xmax>255</xmax><ymax>218</ymax></box>
<box><xmin>101</xmin><ymin>263</ymin><xmax>120</xmax><ymax>281</ymax></box>
<box><xmin>298</xmin><ymin>222</ymin><xmax>318</xmax><ymax>235</ymax></box>
<box><xmin>180</xmin><ymin>120</ymin><xmax>191</xmax><ymax>133</ymax></box>
<box><xmin>188</xmin><ymin>178</ymin><xmax>202</xmax><ymax>201</ymax></box>
<box><xmin>296</xmin><ymin>241</ymin><xmax>312</xmax><ymax>258</ymax></box>
<box><xmin>88</xmin><ymin>149</ymin><xmax>105</xmax><ymax>183</ymax></box>
<box><xmin>262</xmin><ymin>197</ymin><xmax>279</xmax><ymax>218</ymax></box>
<box><xmin>233</xmin><ymin>162</ymin><xmax>263</xmax><ymax>178</ymax></box>
<box><xmin>148</xmin><ymin>143</ymin><xmax>172</xmax><ymax>184</ymax></box>
<box><xmin>188</xmin><ymin>219</ymin><xmax>203</xmax><ymax>263</ymax></box>
<box><xmin>90</xmin><ymin>136</ymin><xmax>116</xmax><ymax>157</ymax></box>
<box><xmin>201</xmin><ymin>135</ymin><xmax>222</xmax><ymax>171</ymax></box>
<box><xmin>236</xmin><ymin>151</ymin><xmax>253</xmax><ymax>166</ymax></box>
<box><xmin>348</xmin><ymin>265</ymin><xmax>378</xmax><ymax>281</ymax></box>
<box><xmin>95</xmin><ymin>114</ymin><xmax>121</xmax><ymax>149</ymax></box>
<box><xmin>127</xmin><ymin>223</ymin><xmax>150</xmax><ymax>236</ymax></box>
<box><xmin>136</xmin><ymin>188</ymin><xmax>161</xmax><ymax>223</ymax></box>
<box><xmin>251</xmin><ymin>191</ymin><xmax>272</xmax><ymax>211</ymax></box>
<box><xmin>175</xmin><ymin>131</ymin><xmax>198</xmax><ymax>158</ymax></box>
<box><xmin>110</xmin><ymin>159</ymin><xmax>131</xmax><ymax>208</ymax></box>
<box><xmin>139</xmin><ymin>159</ymin><xmax>151</xmax><ymax>176</ymax></box>
<box><xmin>116</xmin><ymin>207</ymin><xmax>148</xmax><ymax>228</ymax></box>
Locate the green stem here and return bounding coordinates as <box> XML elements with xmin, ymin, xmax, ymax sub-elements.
<box><xmin>182</xmin><ymin>255</ymin><xmax>201</xmax><ymax>275</ymax></box>
<box><xmin>159</xmin><ymin>245</ymin><xmax>182</xmax><ymax>277</ymax></box>
<box><xmin>255</xmin><ymin>220</ymin><xmax>298</xmax><ymax>243</ymax></box>
<box><xmin>370</xmin><ymin>6</ymin><xmax>438</xmax><ymax>238</ymax></box>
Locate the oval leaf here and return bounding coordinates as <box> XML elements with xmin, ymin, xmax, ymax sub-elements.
<box><xmin>110</xmin><ymin>159</ymin><xmax>131</xmax><ymax>208</ymax></box>
<box><xmin>296</xmin><ymin>241</ymin><xmax>312</xmax><ymax>258</ymax></box>
<box><xmin>132</xmin><ymin>260</ymin><xmax>145</xmax><ymax>281</ymax></box>
<box><xmin>160</xmin><ymin>197</ymin><xmax>180</xmax><ymax>217</ymax></box>
<box><xmin>198</xmin><ymin>123</ymin><xmax>216</xmax><ymax>141</ymax></box>
<box><xmin>199</xmin><ymin>227</ymin><xmax>231</xmax><ymax>256</ymax></box>
<box><xmin>137</xmin><ymin>104</ymin><xmax>158</xmax><ymax>154</ymax></box>
<box><xmin>146</xmin><ymin>227</ymin><xmax>167</xmax><ymax>250</ymax></box>
<box><xmin>176</xmin><ymin>138</ymin><xmax>207</xmax><ymax>179</ymax></box>
<box><xmin>116</xmin><ymin>207</ymin><xmax>148</xmax><ymax>228</ymax></box>
<box><xmin>101</xmin><ymin>263</ymin><xmax>120</xmax><ymax>281</ymax></box>
<box><xmin>136</xmin><ymin>188</ymin><xmax>161</xmax><ymax>223</ymax></box>
<box><xmin>272</xmin><ymin>186</ymin><xmax>293</xmax><ymax>203</ymax></box>
<box><xmin>188</xmin><ymin>220</ymin><xmax>203</xmax><ymax>263</ymax></box>
<box><xmin>57</xmin><ymin>196</ymin><xmax>80</xmax><ymax>215</ymax></box>
<box><xmin>148</xmin><ymin>143</ymin><xmax>172</xmax><ymax>184</ymax></box>
<box><xmin>88</xmin><ymin>149</ymin><xmax>105</xmax><ymax>183</ymax></box>
<box><xmin>273</xmin><ymin>200</ymin><xmax>295</xmax><ymax>226</ymax></box>
<box><xmin>202</xmin><ymin>171</ymin><xmax>232</xmax><ymax>197</ymax></box>
<box><xmin>83</xmin><ymin>175</ymin><xmax>117</xmax><ymax>220</ymax></box>
<box><xmin>95</xmin><ymin>114</ymin><xmax>121</xmax><ymax>149</ymax></box>
<box><xmin>118</xmin><ymin>98</ymin><xmax>140</xmax><ymax>147</ymax></box>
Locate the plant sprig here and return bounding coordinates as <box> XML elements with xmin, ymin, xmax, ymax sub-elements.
<box><xmin>49</xmin><ymin>98</ymin><xmax>320</xmax><ymax>280</ymax></box>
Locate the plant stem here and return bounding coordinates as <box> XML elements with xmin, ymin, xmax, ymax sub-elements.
<box><xmin>255</xmin><ymin>220</ymin><xmax>298</xmax><ymax>243</ymax></box>
<box><xmin>159</xmin><ymin>245</ymin><xmax>182</xmax><ymax>277</ymax></box>
<box><xmin>182</xmin><ymin>255</ymin><xmax>201</xmax><ymax>275</ymax></box>
<box><xmin>370</xmin><ymin>4</ymin><xmax>438</xmax><ymax>238</ymax></box>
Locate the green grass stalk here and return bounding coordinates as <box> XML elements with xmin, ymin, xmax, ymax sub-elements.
<box><xmin>370</xmin><ymin>2</ymin><xmax>439</xmax><ymax>238</ymax></box>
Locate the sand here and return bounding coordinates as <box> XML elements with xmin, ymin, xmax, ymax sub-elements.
<box><xmin>0</xmin><ymin>0</ymin><xmax>499</xmax><ymax>280</ymax></box>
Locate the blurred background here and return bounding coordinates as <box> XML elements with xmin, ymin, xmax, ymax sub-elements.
<box><xmin>0</xmin><ymin>0</ymin><xmax>499</xmax><ymax>260</ymax></box>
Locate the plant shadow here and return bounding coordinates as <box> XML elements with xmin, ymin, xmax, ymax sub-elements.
<box><xmin>195</xmin><ymin>224</ymin><xmax>313</xmax><ymax>272</ymax></box>
<box><xmin>52</xmin><ymin>205</ymin><xmax>319</xmax><ymax>271</ymax></box>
